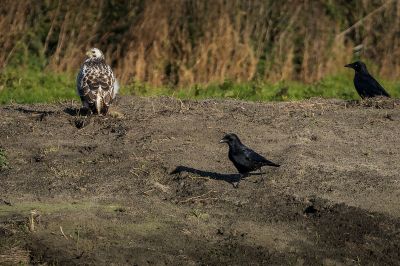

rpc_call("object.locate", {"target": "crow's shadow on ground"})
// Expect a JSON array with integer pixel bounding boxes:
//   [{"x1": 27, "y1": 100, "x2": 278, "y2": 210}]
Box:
[
  {"x1": 170, "y1": 166, "x2": 241, "y2": 184},
  {"x1": 170, "y1": 166, "x2": 266, "y2": 186}
]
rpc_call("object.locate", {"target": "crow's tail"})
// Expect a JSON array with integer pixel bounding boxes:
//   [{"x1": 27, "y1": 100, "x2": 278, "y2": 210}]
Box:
[{"x1": 264, "y1": 160, "x2": 280, "y2": 167}]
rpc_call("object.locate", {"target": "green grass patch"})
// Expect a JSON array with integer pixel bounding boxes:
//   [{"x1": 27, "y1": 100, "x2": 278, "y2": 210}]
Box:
[
  {"x1": 119, "y1": 74, "x2": 400, "y2": 101},
  {"x1": 1, "y1": 67, "x2": 399, "y2": 104},
  {"x1": 0, "y1": 67, "x2": 76, "y2": 104}
]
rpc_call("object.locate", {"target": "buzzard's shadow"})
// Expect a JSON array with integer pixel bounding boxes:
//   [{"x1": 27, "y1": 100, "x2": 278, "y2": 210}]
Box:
[
  {"x1": 12, "y1": 107, "x2": 55, "y2": 116},
  {"x1": 64, "y1": 107, "x2": 90, "y2": 117},
  {"x1": 6, "y1": 107, "x2": 55, "y2": 121}
]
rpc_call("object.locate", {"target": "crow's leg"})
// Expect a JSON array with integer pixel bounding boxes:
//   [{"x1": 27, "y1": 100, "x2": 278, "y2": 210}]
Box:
[
  {"x1": 258, "y1": 168, "x2": 265, "y2": 184},
  {"x1": 232, "y1": 173, "x2": 247, "y2": 189}
]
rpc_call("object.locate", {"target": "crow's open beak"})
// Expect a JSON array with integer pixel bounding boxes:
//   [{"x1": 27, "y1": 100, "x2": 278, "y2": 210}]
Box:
[
  {"x1": 344, "y1": 63, "x2": 352, "y2": 68},
  {"x1": 219, "y1": 139, "x2": 227, "y2": 143}
]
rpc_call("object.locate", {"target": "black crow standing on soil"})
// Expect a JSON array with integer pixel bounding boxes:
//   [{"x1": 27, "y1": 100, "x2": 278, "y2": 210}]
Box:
[
  {"x1": 345, "y1": 61, "x2": 390, "y2": 99},
  {"x1": 220, "y1": 133, "x2": 280, "y2": 188}
]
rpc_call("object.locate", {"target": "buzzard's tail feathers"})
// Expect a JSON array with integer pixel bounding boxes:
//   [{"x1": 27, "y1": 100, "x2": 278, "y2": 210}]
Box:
[
  {"x1": 113, "y1": 79, "x2": 120, "y2": 98},
  {"x1": 95, "y1": 93, "x2": 102, "y2": 114}
]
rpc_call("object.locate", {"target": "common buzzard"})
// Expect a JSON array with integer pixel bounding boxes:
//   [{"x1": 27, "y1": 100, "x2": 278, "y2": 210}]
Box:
[{"x1": 76, "y1": 48, "x2": 119, "y2": 115}]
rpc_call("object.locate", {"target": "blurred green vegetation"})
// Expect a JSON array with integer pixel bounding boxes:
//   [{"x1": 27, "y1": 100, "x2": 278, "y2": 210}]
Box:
[
  {"x1": 1, "y1": 65, "x2": 399, "y2": 104},
  {"x1": 0, "y1": 67, "x2": 76, "y2": 104}
]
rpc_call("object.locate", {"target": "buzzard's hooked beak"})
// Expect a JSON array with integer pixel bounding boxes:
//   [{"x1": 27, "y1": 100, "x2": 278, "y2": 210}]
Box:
[{"x1": 86, "y1": 51, "x2": 92, "y2": 57}]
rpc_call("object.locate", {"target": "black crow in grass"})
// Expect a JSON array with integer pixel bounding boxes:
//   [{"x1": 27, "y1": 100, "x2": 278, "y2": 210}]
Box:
[
  {"x1": 345, "y1": 61, "x2": 390, "y2": 99},
  {"x1": 220, "y1": 133, "x2": 280, "y2": 188}
]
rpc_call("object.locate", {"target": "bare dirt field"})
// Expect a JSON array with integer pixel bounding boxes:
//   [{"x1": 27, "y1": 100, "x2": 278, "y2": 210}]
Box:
[{"x1": 1, "y1": 96, "x2": 400, "y2": 265}]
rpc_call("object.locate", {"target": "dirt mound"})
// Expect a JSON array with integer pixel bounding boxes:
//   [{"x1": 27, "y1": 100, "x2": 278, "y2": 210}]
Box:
[{"x1": 1, "y1": 97, "x2": 400, "y2": 265}]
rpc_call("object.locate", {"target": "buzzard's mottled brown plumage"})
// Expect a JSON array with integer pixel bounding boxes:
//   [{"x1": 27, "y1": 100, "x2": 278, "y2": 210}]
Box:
[{"x1": 76, "y1": 48, "x2": 119, "y2": 115}]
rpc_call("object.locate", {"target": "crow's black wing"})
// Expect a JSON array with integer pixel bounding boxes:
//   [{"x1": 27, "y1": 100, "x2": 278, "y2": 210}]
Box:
[
  {"x1": 241, "y1": 146, "x2": 280, "y2": 167},
  {"x1": 367, "y1": 75, "x2": 390, "y2": 97},
  {"x1": 355, "y1": 74, "x2": 390, "y2": 98}
]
